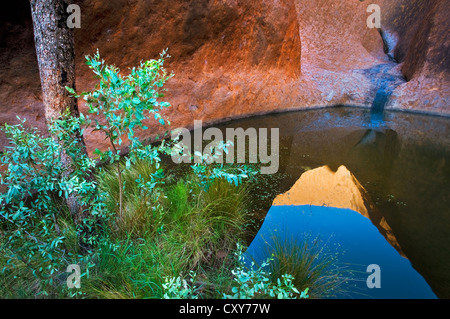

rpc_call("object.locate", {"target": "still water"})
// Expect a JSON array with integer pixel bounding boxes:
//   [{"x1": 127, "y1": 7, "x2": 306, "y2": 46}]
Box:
[{"x1": 215, "y1": 106, "x2": 450, "y2": 299}]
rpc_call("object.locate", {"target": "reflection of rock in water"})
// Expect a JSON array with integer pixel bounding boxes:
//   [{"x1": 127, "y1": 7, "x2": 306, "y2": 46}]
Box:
[
  {"x1": 273, "y1": 165, "x2": 404, "y2": 256},
  {"x1": 349, "y1": 128, "x2": 400, "y2": 180}
]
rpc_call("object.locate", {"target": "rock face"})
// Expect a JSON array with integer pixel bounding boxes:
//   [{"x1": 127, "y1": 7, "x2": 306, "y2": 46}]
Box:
[
  {"x1": 376, "y1": 0, "x2": 450, "y2": 114},
  {"x1": 74, "y1": 0, "x2": 305, "y2": 152},
  {"x1": 0, "y1": 0, "x2": 448, "y2": 152},
  {"x1": 273, "y1": 165, "x2": 404, "y2": 256}
]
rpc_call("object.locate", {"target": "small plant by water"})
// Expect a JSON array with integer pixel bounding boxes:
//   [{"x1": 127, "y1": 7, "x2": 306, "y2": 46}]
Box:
[{"x1": 260, "y1": 234, "x2": 352, "y2": 299}]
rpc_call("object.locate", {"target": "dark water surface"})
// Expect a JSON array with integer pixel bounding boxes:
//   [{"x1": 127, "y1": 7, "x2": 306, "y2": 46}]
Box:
[{"x1": 214, "y1": 106, "x2": 450, "y2": 299}]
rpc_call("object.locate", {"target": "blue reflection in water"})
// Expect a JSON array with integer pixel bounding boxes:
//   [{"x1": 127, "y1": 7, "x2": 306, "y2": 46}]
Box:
[{"x1": 245, "y1": 205, "x2": 437, "y2": 299}]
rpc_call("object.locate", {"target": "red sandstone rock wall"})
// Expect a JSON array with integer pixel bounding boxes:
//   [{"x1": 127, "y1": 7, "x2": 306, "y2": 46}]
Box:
[
  {"x1": 376, "y1": 0, "x2": 449, "y2": 114},
  {"x1": 0, "y1": 0, "x2": 448, "y2": 152}
]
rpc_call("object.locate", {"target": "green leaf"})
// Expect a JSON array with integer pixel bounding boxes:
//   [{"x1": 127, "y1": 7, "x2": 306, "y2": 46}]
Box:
[
  {"x1": 300, "y1": 288, "x2": 309, "y2": 298},
  {"x1": 65, "y1": 86, "x2": 76, "y2": 94}
]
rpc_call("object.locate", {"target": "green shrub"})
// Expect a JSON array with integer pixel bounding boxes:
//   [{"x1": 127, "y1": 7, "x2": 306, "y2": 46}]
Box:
[
  {"x1": 67, "y1": 49, "x2": 174, "y2": 218},
  {"x1": 0, "y1": 115, "x2": 100, "y2": 297}
]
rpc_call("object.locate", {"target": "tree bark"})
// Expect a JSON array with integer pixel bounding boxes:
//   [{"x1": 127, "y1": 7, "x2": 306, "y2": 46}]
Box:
[
  {"x1": 30, "y1": 0, "x2": 79, "y2": 120},
  {"x1": 29, "y1": 0, "x2": 93, "y2": 251}
]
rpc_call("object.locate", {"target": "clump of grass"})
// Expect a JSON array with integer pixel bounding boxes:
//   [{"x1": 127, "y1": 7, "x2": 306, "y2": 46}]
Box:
[
  {"x1": 95, "y1": 158, "x2": 160, "y2": 239},
  {"x1": 260, "y1": 234, "x2": 352, "y2": 299},
  {"x1": 165, "y1": 177, "x2": 248, "y2": 269},
  {"x1": 81, "y1": 159, "x2": 251, "y2": 298},
  {"x1": 0, "y1": 254, "x2": 42, "y2": 298}
]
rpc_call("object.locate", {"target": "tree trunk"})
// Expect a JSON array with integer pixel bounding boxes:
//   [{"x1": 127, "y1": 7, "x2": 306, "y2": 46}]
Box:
[
  {"x1": 30, "y1": 0, "x2": 79, "y2": 121},
  {"x1": 29, "y1": 0, "x2": 93, "y2": 251}
]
